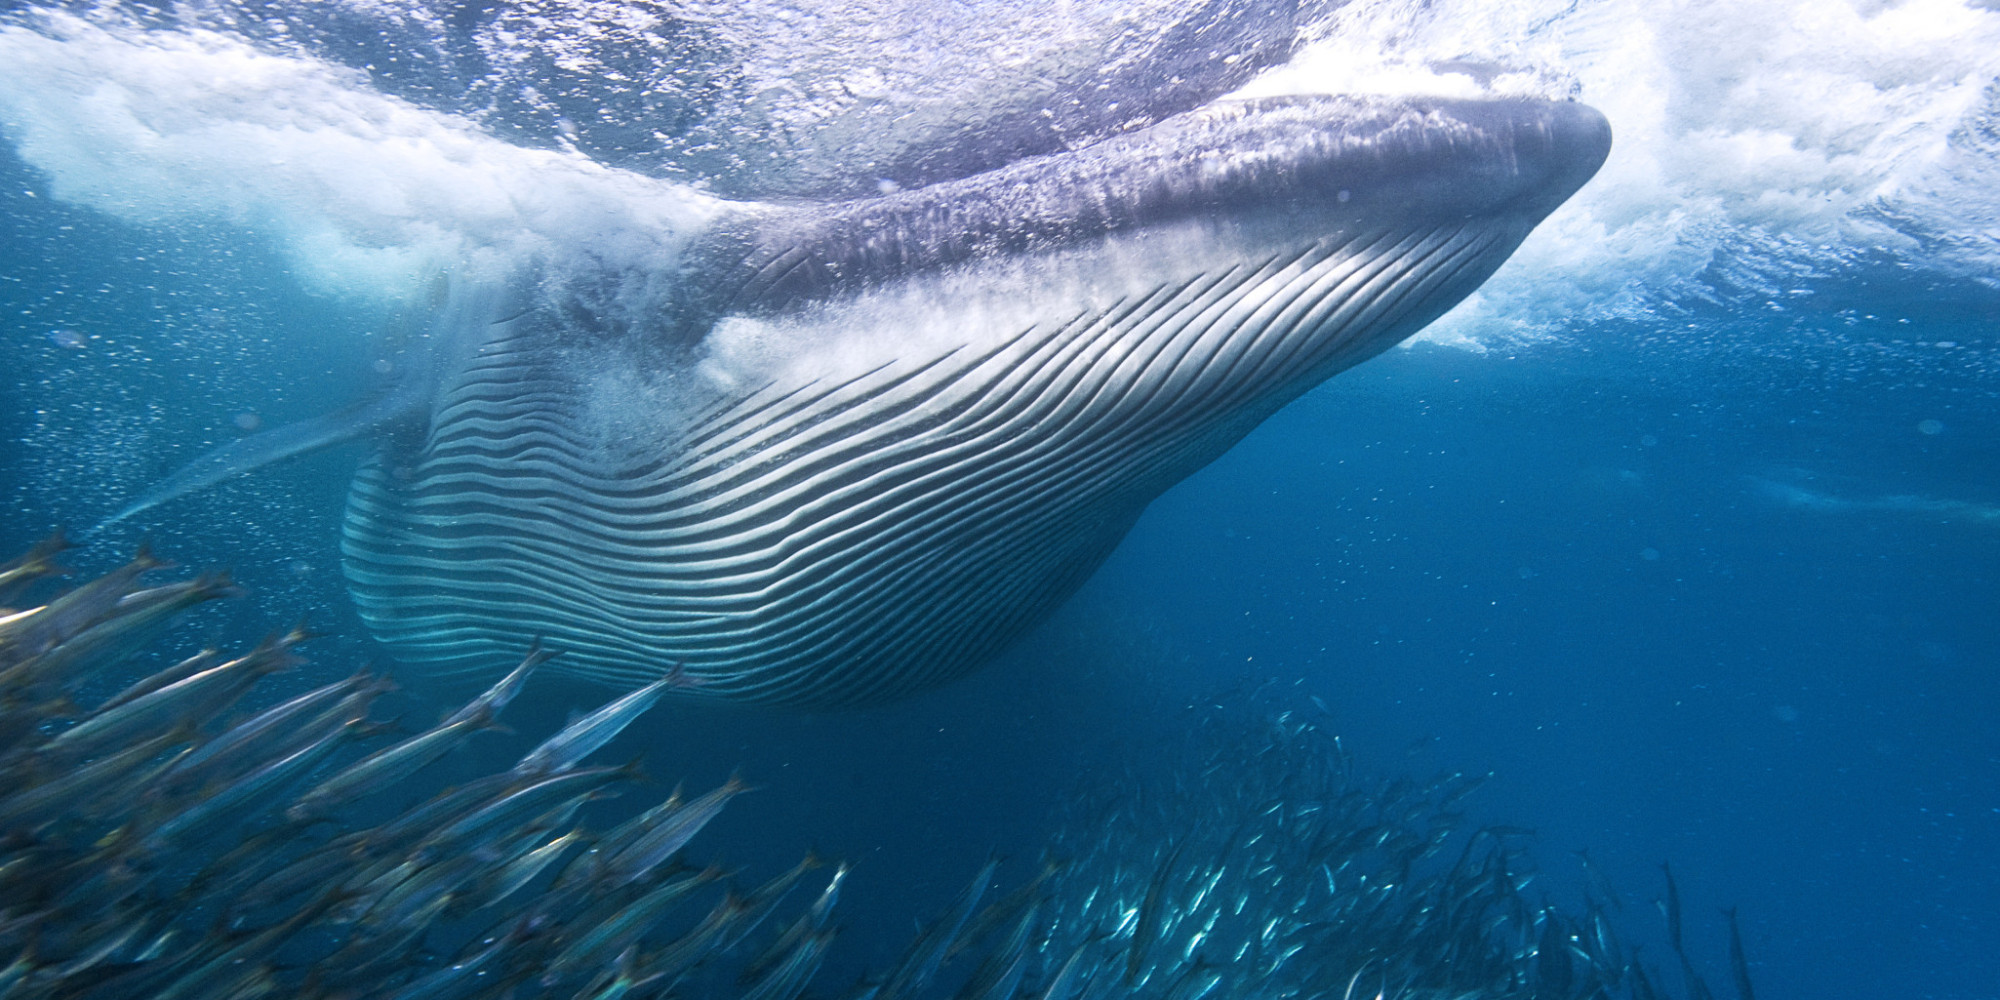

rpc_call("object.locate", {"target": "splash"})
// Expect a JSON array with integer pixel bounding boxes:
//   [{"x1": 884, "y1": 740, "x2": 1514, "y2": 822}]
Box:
[
  {"x1": 0, "y1": 12, "x2": 726, "y2": 302},
  {"x1": 1239, "y1": 0, "x2": 2000, "y2": 346},
  {"x1": 7, "y1": 1, "x2": 1996, "y2": 344}
]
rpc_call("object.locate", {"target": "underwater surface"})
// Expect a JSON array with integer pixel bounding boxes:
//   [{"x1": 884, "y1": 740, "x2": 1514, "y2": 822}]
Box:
[{"x1": 2, "y1": 2, "x2": 1997, "y2": 999}]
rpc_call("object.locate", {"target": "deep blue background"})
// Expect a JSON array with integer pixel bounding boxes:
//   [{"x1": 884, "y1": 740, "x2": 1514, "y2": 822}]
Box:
[{"x1": 4, "y1": 130, "x2": 1998, "y2": 1000}]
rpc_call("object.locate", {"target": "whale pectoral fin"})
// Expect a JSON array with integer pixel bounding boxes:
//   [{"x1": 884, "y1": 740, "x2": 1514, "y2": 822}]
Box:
[
  {"x1": 95, "y1": 276, "x2": 526, "y2": 535},
  {"x1": 92, "y1": 392, "x2": 422, "y2": 535}
]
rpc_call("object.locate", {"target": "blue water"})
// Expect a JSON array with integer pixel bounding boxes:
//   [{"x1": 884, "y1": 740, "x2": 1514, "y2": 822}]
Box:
[
  {"x1": 1111, "y1": 335, "x2": 2000, "y2": 1000},
  {"x1": 4, "y1": 3, "x2": 1999, "y2": 999}
]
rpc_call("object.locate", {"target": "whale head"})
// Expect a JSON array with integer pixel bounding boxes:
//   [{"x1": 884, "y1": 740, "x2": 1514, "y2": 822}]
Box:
[{"x1": 341, "y1": 94, "x2": 1611, "y2": 706}]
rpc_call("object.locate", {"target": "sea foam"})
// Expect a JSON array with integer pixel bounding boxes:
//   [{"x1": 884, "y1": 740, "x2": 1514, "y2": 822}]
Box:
[
  {"x1": 1239, "y1": 0, "x2": 2000, "y2": 346},
  {"x1": 0, "y1": 12, "x2": 724, "y2": 303}
]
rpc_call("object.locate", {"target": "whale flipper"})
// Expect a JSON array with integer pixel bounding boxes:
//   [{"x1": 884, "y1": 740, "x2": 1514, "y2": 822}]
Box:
[
  {"x1": 95, "y1": 280, "x2": 520, "y2": 534},
  {"x1": 94, "y1": 394, "x2": 417, "y2": 533}
]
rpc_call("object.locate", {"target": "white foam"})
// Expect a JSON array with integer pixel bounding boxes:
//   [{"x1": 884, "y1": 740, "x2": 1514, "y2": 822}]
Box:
[
  {"x1": 0, "y1": 12, "x2": 728, "y2": 303},
  {"x1": 1238, "y1": 0, "x2": 2000, "y2": 346},
  {"x1": 5, "y1": 2, "x2": 1996, "y2": 346}
]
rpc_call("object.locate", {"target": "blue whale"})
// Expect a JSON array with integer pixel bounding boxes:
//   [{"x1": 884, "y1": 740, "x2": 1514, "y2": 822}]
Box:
[{"x1": 327, "y1": 95, "x2": 1610, "y2": 706}]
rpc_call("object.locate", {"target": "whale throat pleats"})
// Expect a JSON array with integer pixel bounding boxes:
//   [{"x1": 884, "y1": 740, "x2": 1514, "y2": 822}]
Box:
[
  {"x1": 335, "y1": 96, "x2": 1612, "y2": 706},
  {"x1": 342, "y1": 221, "x2": 1509, "y2": 706}
]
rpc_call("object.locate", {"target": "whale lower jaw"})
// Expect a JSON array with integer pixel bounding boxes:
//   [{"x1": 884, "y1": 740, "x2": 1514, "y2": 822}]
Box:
[{"x1": 341, "y1": 218, "x2": 1515, "y2": 707}]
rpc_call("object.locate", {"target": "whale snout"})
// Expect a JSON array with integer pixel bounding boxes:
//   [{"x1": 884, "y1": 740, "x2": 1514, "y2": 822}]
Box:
[
  {"x1": 1470, "y1": 97, "x2": 1613, "y2": 219},
  {"x1": 1172, "y1": 95, "x2": 1612, "y2": 232},
  {"x1": 704, "y1": 95, "x2": 1612, "y2": 321}
]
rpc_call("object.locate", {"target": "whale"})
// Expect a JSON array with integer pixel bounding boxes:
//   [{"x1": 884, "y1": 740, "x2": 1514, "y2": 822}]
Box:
[
  {"x1": 100, "y1": 91, "x2": 1609, "y2": 707},
  {"x1": 324, "y1": 94, "x2": 1611, "y2": 707}
]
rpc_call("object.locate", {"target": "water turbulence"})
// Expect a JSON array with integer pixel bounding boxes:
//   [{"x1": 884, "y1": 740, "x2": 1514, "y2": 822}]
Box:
[{"x1": 340, "y1": 96, "x2": 1611, "y2": 705}]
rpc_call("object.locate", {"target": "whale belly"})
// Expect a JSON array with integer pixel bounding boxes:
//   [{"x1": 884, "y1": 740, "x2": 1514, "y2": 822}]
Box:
[
  {"x1": 341, "y1": 95, "x2": 1612, "y2": 706},
  {"x1": 342, "y1": 223, "x2": 1507, "y2": 706}
]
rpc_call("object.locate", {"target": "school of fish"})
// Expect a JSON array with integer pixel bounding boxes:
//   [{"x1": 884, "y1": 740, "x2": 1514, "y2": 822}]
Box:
[
  {"x1": 1019, "y1": 697, "x2": 1753, "y2": 1000},
  {"x1": 0, "y1": 536, "x2": 1750, "y2": 999}
]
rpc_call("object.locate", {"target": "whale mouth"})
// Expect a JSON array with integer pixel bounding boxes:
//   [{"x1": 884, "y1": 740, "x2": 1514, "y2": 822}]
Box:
[{"x1": 343, "y1": 95, "x2": 1612, "y2": 707}]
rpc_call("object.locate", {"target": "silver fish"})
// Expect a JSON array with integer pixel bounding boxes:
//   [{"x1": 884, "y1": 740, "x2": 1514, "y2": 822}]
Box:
[{"x1": 513, "y1": 674, "x2": 673, "y2": 776}]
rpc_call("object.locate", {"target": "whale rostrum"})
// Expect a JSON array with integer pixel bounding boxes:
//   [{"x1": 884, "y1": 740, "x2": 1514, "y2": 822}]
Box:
[{"x1": 144, "y1": 95, "x2": 1614, "y2": 706}]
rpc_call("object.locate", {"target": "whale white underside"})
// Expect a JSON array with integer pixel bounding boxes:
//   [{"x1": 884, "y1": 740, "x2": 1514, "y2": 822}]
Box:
[{"x1": 342, "y1": 217, "x2": 1515, "y2": 706}]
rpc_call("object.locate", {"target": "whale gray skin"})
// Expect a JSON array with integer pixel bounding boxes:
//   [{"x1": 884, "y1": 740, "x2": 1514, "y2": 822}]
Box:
[{"x1": 342, "y1": 94, "x2": 1611, "y2": 707}]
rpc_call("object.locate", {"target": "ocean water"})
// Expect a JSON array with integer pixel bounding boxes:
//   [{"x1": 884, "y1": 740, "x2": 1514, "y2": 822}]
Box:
[{"x1": 2, "y1": 2, "x2": 1997, "y2": 999}]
